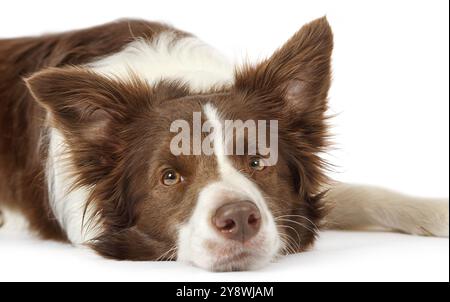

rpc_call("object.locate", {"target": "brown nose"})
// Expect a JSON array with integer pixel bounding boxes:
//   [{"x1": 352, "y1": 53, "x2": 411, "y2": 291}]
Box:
[{"x1": 212, "y1": 201, "x2": 261, "y2": 242}]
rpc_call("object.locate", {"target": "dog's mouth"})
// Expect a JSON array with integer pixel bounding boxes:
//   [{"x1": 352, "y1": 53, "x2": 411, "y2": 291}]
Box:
[
  {"x1": 199, "y1": 235, "x2": 275, "y2": 271},
  {"x1": 211, "y1": 251, "x2": 255, "y2": 271}
]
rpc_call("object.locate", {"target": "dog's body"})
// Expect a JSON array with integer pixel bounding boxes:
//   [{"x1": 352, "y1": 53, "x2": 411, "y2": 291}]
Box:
[{"x1": 0, "y1": 18, "x2": 448, "y2": 271}]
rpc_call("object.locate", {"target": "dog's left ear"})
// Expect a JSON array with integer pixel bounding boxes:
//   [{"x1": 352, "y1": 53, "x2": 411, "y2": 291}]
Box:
[
  {"x1": 235, "y1": 17, "x2": 333, "y2": 198},
  {"x1": 234, "y1": 17, "x2": 333, "y2": 117}
]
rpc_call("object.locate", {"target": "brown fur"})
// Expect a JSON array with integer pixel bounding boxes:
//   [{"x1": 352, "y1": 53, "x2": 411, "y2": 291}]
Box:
[
  {"x1": 0, "y1": 19, "x2": 183, "y2": 240},
  {"x1": 1, "y1": 18, "x2": 332, "y2": 261}
]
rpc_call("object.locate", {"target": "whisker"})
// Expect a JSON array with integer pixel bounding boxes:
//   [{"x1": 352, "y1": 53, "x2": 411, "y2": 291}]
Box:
[
  {"x1": 156, "y1": 245, "x2": 177, "y2": 261},
  {"x1": 280, "y1": 230, "x2": 301, "y2": 252},
  {"x1": 276, "y1": 218, "x2": 318, "y2": 234},
  {"x1": 167, "y1": 247, "x2": 178, "y2": 261},
  {"x1": 277, "y1": 224, "x2": 302, "y2": 249},
  {"x1": 275, "y1": 214, "x2": 320, "y2": 232},
  {"x1": 277, "y1": 236, "x2": 292, "y2": 255},
  {"x1": 278, "y1": 233, "x2": 298, "y2": 255}
]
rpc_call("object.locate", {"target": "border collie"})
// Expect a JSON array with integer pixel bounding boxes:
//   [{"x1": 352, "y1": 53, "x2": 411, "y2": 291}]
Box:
[{"x1": 0, "y1": 17, "x2": 448, "y2": 271}]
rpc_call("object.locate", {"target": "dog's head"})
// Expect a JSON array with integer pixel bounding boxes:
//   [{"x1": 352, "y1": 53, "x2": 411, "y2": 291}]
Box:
[{"x1": 26, "y1": 17, "x2": 332, "y2": 271}]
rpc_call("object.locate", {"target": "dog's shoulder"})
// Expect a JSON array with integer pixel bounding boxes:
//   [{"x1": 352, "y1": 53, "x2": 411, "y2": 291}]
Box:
[{"x1": 51, "y1": 19, "x2": 186, "y2": 67}]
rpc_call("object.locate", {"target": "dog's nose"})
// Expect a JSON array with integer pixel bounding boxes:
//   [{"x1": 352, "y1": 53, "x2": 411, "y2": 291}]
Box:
[{"x1": 212, "y1": 201, "x2": 261, "y2": 242}]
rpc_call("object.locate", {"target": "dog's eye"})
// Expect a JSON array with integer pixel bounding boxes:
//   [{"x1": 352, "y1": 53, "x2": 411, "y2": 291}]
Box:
[
  {"x1": 249, "y1": 157, "x2": 265, "y2": 171},
  {"x1": 161, "y1": 169, "x2": 182, "y2": 186}
]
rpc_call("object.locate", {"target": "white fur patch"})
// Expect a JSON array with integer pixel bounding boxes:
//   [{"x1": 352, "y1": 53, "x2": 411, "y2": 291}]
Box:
[
  {"x1": 0, "y1": 207, "x2": 29, "y2": 235},
  {"x1": 176, "y1": 103, "x2": 280, "y2": 271},
  {"x1": 47, "y1": 128, "x2": 102, "y2": 244},
  {"x1": 87, "y1": 31, "x2": 234, "y2": 91}
]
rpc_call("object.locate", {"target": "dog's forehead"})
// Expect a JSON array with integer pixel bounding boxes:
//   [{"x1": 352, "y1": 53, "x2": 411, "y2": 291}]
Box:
[
  {"x1": 148, "y1": 95, "x2": 235, "y2": 136},
  {"x1": 156, "y1": 93, "x2": 227, "y2": 117},
  {"x1": 147, "y1": 93, "x2": 275, "y2": 147}
]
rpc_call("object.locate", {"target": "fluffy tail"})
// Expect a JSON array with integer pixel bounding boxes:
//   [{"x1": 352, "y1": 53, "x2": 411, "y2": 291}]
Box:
[{"x1": 323, "y1": 183, "x2": 449, "y2": 237}]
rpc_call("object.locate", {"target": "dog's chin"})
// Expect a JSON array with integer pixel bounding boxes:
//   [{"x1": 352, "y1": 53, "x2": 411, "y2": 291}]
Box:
[
  {"x1": 191, "y1": 249, "x2": 274, "y2": 272},
  {"x1": 177, "y1": 234, "x2": 281, "y2": 272},
  {"x1": 209, "y1": 250, "x2": 271, "y2": 272}
]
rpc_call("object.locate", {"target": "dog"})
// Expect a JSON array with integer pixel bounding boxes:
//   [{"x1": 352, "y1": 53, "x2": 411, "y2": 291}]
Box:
[{"x1": 0, "y1": 17, "x2": 448, "y2": 271}]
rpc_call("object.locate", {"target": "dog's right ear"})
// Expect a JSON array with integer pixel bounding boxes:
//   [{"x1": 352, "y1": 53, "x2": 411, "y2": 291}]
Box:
[
  {"x1": 26, "y1": 67, "x2": 190, "y2": 182},
  {"x1": 26, "y1": 67, "x2": 138, "y2": 143},
  {"x1": 26, "y1": 67, "x2": 190, "y2": 142},
  {"x1": 26, "y1": 67, "x2": 152, "y2": 181}
]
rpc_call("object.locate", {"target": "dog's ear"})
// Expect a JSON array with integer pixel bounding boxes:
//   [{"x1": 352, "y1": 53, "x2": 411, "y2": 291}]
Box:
[
  {"x1": 26, "y1": 67, "x2": 137, "y2": 143},
  {"x1": 26, "y1": 67, "x2": 131, "y2": 181},
  {"x1": 26, "y1": 67, "x2": 190, "y2": 183},
  {"x1": 26, "y1": 68, "x2": 190, "y2": 136},
  {"x1": 234, "y1": 17, "x2": 333, "y2": 118},
  {"x1": 235, "y1": 17, "x2": 333, "y2": 198},
  {"x1": 26, "y1": 67, "x2": 158, "y2": 182}
]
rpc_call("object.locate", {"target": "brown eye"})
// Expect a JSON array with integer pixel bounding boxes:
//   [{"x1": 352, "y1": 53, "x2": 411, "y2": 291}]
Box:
[
  {"x1": 249, "y1": 157, "x2": 265, "y2": 171},
  {"x1": 161, "y1": 169, "x2": 182, "y2": 186}
]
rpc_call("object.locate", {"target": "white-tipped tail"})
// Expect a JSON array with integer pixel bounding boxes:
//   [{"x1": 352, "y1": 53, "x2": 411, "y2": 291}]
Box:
[{"x1": 324, "y1": 183, "x2": 449, "y2": 237}]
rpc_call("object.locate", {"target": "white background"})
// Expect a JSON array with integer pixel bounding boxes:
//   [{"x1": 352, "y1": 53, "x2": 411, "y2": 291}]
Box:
[{"x1": 0, "y1": 0, "x2": 448, "y2": 281}]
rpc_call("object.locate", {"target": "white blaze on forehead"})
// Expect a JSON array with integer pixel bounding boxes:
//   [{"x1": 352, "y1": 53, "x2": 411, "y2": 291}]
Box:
[{"x1": 202, "y1": 103, "x2": 227, "y2": 169}]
